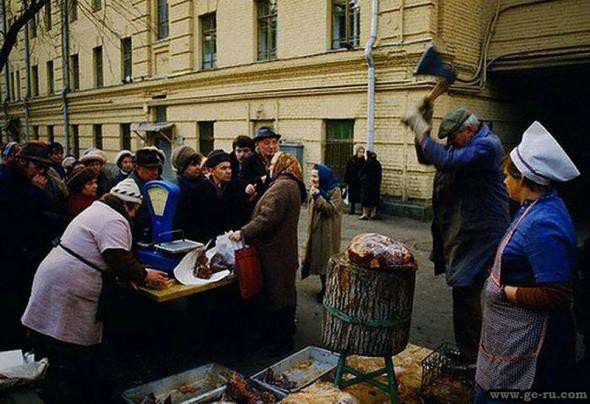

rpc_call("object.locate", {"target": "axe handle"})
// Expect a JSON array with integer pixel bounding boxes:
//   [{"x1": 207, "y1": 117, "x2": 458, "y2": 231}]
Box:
[{"x1": 425, "y1": 79, "x2": 451, "y2": 104}]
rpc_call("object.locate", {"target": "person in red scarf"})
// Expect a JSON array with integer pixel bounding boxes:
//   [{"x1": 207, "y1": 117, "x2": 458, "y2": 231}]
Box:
[{"x1": 66, "y1": 167, "x2": 99, "y2": 218}]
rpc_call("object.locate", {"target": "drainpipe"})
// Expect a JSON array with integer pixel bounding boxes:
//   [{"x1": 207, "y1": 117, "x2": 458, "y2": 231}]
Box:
[
  {"x1": 60, "y1": 0, "x2": 70, "y2": 153},
  {"x1": 1, "y1": 0, "x2": 10, "y2": 133},
  {"x1": 23, "y1": 1, "x2": 31, "y2": 141},
  {"x1": 364, "y1": 0, "x2": 378, "y2": 152}
]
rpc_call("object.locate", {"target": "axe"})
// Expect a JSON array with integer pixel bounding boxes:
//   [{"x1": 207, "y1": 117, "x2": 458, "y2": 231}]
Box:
[{"x1": 415, "y1": 45, "x2": 457, "y2": 104}]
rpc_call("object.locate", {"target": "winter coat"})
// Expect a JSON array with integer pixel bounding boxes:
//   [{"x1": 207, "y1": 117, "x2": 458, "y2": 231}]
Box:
[
  {"x1": 419, "y1": 124, "x2": 510, "y2": 287},
  {"x1": 301, "y1": 188, "x2": 343, "y2": 278},
  {"x1": 344, "y1": 156, "x2": 365, "y2": 204},
  {"x1": 359, "y1": 157, "x2": 382, "y2": 207},
  {"x1": 173, "y1": 174, "x2": 205, "y2": 242},
  {"x1": 128, "y1": 171, "x2": 154, "y2": 244},
  {"x1": 240, "y1": 153, "x2": 270, "y2": 195},
  {"x1": 241, "y1": 175, "x2": 303, "y2": 310}
]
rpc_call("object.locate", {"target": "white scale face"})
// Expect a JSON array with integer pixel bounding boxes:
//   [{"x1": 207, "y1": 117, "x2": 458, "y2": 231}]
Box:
[{"x1": 147, "y1": 186, "x2": 169, "y2": 217}]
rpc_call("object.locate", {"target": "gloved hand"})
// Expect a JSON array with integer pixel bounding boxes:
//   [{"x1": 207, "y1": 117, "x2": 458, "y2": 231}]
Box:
[
  {"x1": 402, "y1": 103, "x2": 432, "y2": 143},
  {"x1": 419, "y1": 97, "x2": 434, "y2": 124}
]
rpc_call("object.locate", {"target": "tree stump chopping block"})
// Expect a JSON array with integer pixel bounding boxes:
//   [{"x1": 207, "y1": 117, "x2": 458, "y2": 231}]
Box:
[{"x1": 322, "y1": 253, "x2": 416, "y2": 357}]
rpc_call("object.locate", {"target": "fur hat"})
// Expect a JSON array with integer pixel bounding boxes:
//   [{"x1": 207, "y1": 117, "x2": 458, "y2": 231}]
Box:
[
  {"x1": 133, "y1": 148, "x2": 162, "y2": 167},
  {"x1": 110, "y1": 178, "x2": 143, "y2": 204},
  {"x1": 80, "y1": 148, "x2": 107, "y2": 164},
  {"x1": 171, "y1": 146, "x2": 198, "y2": 173},
  {"x1": 114, "y1": 150, "x2": 134, "y2": 167},
  {"x1": 67, "y1": 167, "x2": 97, "y2": 194},
  {"x1": 205, "y1": 149, "x2": 230, "y2": 169}
]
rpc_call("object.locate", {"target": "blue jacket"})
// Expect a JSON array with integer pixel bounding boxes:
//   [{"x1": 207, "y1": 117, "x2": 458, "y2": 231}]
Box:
[{"x1": 419, "y1": 124, "x2": 510, "y2": 286}]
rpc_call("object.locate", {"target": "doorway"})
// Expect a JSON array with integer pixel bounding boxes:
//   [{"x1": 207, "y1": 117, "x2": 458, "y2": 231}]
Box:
[{"x1": 325, "y1": 119, "x2": 354, "y2": 182}]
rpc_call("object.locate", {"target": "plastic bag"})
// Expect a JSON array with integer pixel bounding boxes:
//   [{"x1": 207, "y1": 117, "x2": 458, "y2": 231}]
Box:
[{"x1": 215, "y1": 233, "x2": 244, "y2": 268}]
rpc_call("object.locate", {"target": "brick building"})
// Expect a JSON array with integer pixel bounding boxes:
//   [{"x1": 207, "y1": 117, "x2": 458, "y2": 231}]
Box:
[{"x1": 1, "y1": 0, "x2": 589, "y2": 219}]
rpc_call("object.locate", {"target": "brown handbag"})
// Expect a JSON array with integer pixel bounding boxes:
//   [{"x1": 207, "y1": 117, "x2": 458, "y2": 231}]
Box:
[{"x1": 234, "y1": 246, "x2": 263, "y2": 299}]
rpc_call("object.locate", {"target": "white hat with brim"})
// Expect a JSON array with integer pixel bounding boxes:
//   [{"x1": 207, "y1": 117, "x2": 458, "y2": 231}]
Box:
[
  {"x1": 80, "y1": 148, "x2": 107, "y2": 164},
  {"x1": 110, "y1": 178, "x2": 143, "y2": 204},
  {"x1": 510, "y1": 121, "x2": 580, "y2": 185}
]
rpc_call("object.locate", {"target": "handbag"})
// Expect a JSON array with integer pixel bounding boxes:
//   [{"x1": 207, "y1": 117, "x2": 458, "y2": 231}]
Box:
[{"x1": 234, "y1": 246, "x2": 263, "y2": 299}]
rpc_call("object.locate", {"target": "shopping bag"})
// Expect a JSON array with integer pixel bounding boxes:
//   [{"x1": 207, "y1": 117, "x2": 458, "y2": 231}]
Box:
[
  {"x1": 215, "y1": 233, "x2": 243, "y2": 267},
  {"x1": 234, "y1": 246, "x2": 263, "y2": 299}
]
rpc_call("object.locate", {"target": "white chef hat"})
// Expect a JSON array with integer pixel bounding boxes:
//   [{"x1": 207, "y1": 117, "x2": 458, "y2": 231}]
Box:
[{"x1": 510, "y1": 121, "x2": 580, "y2": 185}]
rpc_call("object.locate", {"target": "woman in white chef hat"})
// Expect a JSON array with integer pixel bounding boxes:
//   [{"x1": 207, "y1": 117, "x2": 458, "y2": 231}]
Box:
[{"x1": 474, "y1": 121, "x2": 580, "y2": 402}]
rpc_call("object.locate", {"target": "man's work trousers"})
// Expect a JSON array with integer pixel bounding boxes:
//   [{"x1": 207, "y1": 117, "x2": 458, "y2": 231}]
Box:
[{"x1": 452, "y1": 280, "x2": 484, "y2": 363}]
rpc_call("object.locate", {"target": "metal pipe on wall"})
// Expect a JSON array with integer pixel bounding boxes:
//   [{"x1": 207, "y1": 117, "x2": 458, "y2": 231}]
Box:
[
  {"x1": 365, "y1": 0, "x2": 378, "y2": 152},
  {"x1": 23, "y1": 0, "x2": 31, "y2": 141},
  {"x1": 61, "y1": 0, "x2": 70, "y2": 153}
]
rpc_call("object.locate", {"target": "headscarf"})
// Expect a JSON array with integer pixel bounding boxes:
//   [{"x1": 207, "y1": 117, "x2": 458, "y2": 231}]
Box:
[
  {"x1": 313, "y1": 163, "x2": 339, "y2": 199},
  {"x1": 271, "y1": 152, "x2": 306, "y2": 202}
]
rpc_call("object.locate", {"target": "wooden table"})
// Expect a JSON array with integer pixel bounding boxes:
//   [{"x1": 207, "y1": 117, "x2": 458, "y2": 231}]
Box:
[{"x1": 138, "y1": 275, "x2": 237, "y2": 303}]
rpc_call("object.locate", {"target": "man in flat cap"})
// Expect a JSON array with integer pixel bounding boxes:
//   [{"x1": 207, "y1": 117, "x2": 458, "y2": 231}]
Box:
[
  {"x1": 241, "y1": 126, "x2": 281, "y2": 198},
  {"x1": 190, "y1": 150, "x2": 251, "y2": 243},
  {"x1": 403, "y1": 102, "x2": 510, "y2": 366}
]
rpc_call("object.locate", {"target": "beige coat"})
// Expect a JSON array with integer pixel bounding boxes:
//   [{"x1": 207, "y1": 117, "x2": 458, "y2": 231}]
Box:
[
  {"x1": 301, "y1": 188, "x2": 343, "y2": 278},
  {"x1": 241, "y1": 175, "x2": 303, "y2": 310}
]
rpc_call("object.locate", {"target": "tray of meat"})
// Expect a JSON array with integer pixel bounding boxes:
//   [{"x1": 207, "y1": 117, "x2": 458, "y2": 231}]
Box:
[
  {"x1": 121, "y1": 363, "x2": 233, "y2": 404},
  {"x1": 250, "y1": 346, "x2": 340, "y2": 398}
]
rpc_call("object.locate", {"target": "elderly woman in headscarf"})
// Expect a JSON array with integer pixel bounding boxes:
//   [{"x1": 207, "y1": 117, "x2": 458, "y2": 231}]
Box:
[
  {"x1": 475, "y1": 122, "x2": 580, "y2": 402},
  {"x1": 302, "y1": 163, "x2": 343, "y2": 303},
  {"x1": 229, "y1": 152, "x2": 306, "y2": 356},
  {"x1": 21, "y1": 178, "x2": 169, "y2": 403}
]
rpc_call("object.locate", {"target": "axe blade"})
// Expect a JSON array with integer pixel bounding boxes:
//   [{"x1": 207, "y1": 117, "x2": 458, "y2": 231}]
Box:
[{"x1": 415, "y1": 45, "x2": 457, "y2": 84}]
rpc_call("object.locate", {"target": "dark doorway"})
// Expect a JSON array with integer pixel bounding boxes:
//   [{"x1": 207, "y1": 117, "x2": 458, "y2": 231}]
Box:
[{"x1": 492, "y1": 64, "x2": 590, "y2": 238}]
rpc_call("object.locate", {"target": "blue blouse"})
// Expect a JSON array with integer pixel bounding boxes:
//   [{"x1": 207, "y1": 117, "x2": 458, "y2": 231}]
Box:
[{"x1": 501, "y1": 191, "x2": 577, "y2": 286}]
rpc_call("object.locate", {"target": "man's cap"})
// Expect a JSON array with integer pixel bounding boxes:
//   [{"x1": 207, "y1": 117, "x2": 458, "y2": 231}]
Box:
[
  {"x1": 205, "y1": 149, "x2": 231, "y2": 169},
  {"x1": 438, "y1": 108, "x2": 471, "y2": 139},
  {"x1": 110, "y1": 178, "x2": 143, "y2": 204},
  {"x1": 133, "y1": 148, "x2": 163, "y2": 168},
  {"x1": 510, "y1": 121, "x2": 580, "y2": 185},
  {"x1": 253, "y1": 126, "x2": 281, "y2": 142},
  {"x1": 80, "y1": 148, "x2": 107, "y2": 164},
  {"x1": 20, "y1": 142, "x2": 53, "y2": 165}
]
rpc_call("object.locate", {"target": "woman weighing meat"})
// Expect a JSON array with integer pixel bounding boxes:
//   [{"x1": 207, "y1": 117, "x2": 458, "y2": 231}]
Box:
[
  {"x1": 475, "y1": 122, "x2": 579, "y2": 401},
  {"x1": 21, "y1": 179, "x2": 169, "y2": 403}
]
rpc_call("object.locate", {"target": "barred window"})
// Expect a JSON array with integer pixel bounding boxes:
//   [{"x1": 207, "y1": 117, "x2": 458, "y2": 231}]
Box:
[{"x1": 257, "y1": 0, "x2": 277, "y2": 61}]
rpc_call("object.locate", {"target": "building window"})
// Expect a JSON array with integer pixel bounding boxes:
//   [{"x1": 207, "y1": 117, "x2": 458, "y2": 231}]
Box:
[
  {"x1": 45, "y1": 1, "x2": 52, "y2": 31},
  {"x1": 32, "y1": 126, "x2": 39, "y2": 140},
  {"x1": 15, "y1": 70, "x2": 20, "y2": 100},
  {"x1": 93, "y1": 46, "x2": 103, "y2": 88},
  {"x1": 71, "y1": 125, "x2": 80, "y2": 157},
  {"x1": 47, "y1": 60, "x2": 54, "y2": 94},
  {"x1": 332, "y1": 0, "x2": 360, "y2": 49},
  {"x1": 70, "y1": 0, "x2": 78, "y2": 22},
  {"x1": 198, "y1": 121, "x2": 214, "y2": 155},
  {"x1": 201, "y1": 13, "x2": 216, "y2": 70},
  {"x1": 325, "y1": 119, "x2": 354, "y2": 181},
  {"x1": 157, "y1": 0, "x2": 169, "y2": 40},
  {"x1": 121, "y1": 37, "x2": 132, "y2": 83},
  {"x1": 121, "y1": 123, "x2": 131, "y2": 150},
  {"x1": 93, "y1": 124, "x2": 103, "y2": 149},
  {"x1": 47, "y1": 125, "x2": 54, "y2": 143},
  {"x1": 9, "y1": 72, "x2": 14, "y2": 101},
  {"x1": 30, "y1": 15, "x2": 37, "y2": 38},
  {"x1": 257, "y1": 0, "x2": 277, "y2": 61},
  {"x1": 92, "y1": 0, "x2": 102, "y2": 12},
  {"x1": 32, "y1": 65, "x2": 39, "y2": 97},
  {"x1": 70, "y1": 54, "x2": 79, "y2": 90}
]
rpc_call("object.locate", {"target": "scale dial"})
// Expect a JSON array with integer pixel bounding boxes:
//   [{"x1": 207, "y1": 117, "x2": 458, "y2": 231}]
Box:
[{"x1": 147, "y1": 186, "x2": 168, "y2": 216}]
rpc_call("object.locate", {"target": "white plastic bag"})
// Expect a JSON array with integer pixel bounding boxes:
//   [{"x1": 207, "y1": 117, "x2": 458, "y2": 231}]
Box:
[{"x1": 215, "y1": 233, "x2": 244, "y2": 267}]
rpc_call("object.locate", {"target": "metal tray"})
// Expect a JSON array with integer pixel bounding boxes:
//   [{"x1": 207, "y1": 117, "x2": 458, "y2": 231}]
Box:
[
  {"x1": 250, "y1": 346, "x2": 340, "y2": 397},
  {"x1": 155, "y1": 239, "x2": 203, "y2": 254},
  {"x1": 121, "y1": 363, "x2": 233, "y2": 404}
]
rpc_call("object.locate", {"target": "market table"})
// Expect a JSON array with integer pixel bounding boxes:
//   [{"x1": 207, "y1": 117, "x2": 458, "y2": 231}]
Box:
[{"x1": 138, "y1": 275, "x2": 237, "y2": 303}]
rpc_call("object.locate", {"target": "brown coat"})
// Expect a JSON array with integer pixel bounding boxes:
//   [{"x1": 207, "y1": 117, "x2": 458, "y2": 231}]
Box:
[
  {"x1": 301, "y1": 188, "x2": 343, "y2": 279},
  {"x1": 241, "y1": 175, "x2": 303, "y2": 310}
]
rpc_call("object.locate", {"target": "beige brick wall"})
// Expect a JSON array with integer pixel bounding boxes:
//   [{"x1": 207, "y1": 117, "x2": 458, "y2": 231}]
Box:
[{"x1": 1, "y1": 0, "x2": 586, "y2": 203}]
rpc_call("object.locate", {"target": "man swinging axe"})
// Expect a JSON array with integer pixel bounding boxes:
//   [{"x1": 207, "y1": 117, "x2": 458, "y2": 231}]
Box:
[{"x1": 402, "y1": 45, "x2": 510, "y2": 366}]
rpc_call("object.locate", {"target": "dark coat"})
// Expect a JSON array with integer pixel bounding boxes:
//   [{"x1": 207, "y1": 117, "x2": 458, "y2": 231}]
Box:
[
  {"x1": 189, "y1": 177, "x2": 251, "y2": 244},
  {"x1": 96, "y1": 171, "x2": 111, "y2": 197},
  {"x1": 240, "y1": 153, "x2": 269, "y2": 191},
  {"x1": 344, "y1": 156, "x2": 365, "y2": 204},
  {"x1": 129, "y1": 171, "x2": 153, "y2": 244},
  {"x1": 229, "y1": 152, "x2": 241, "y2": 180},
  {"x1": 173, "y1": 174, "x2": 205, "y2": 242},
  {"x1": 0, "y1": 166, "x2": 53, "y2": 347},
  {"x1": 241, "y1": 175, "x2": 303, "y2": 310},
  {"x1": 109, "y1": 170, "x2": 131, "y2": 191},
  {"x1": 359, "y1": 156, "x2": 382, "y2": 207},
  {"x1": 419, "y1": 124, "x2": 510, "y2": 287}
]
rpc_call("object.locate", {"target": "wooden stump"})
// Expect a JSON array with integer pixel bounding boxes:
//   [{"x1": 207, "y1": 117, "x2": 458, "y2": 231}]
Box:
[{"x1": 322, "y1": 253, "x2": 416, "y2": 357}]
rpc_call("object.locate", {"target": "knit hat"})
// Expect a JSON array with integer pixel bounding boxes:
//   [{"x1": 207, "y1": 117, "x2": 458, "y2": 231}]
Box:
[
  {"x1": 171, "y1": 145, "x2": 198, "y2": 173},
  {"x1": 205, "y1": 149, "x2": 230, "y2": 168},
  {"x1": 110, "y1": 178, "x2": 143, "y2": 204},
  {"x1": 67, "y1": 167, "x2": 97, "y2": 194},
  {"x1": 80, "y1": 148, "x2": 107, "y2": 164},
  {"x1": 114, "y1": 150, "x2": 134, "y2": 167},
  {"x1": 438, "y1": 108, "x2": 472, "y2": 139},
  {"x1": 134, "y1": 148, "x2": 163, "y2": 167},
  {"x1": 20, "y1": 142, "x2": 53, "y2": 165}
]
